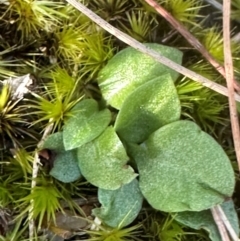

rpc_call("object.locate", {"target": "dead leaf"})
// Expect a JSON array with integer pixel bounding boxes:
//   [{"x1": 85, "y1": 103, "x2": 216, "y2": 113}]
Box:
[{"x1": 3, "y1": 74, "x2": 33, "y2": 100}]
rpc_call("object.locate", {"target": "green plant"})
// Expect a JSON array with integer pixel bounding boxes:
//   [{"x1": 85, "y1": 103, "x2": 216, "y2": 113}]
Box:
[
  {"x1": 53, "y1": 21, "x2": 85, "y2": 61},
  {"x1": 119, "y1": 10, "x2": 157, "y2": 42},
  {"x1": 27, "y1": 66, "x2": 83, "y2": 130},
  {"x1": 142, "y1": 213, "x2": 202, "y2": 241},
  {"x1": 40, "y1": 43, "x2": 237, "y2": 241},
  {"x1": 2, "y1": 0, "x2": 66, "y2": 42},
  {"x1": 0, "y1": 47, "x2": 22, "y2": 79},
  {"x1": 0, "y1": 177, "x2": 13, "y2": 207},
  {"x1": 88, "y1": 0, "x2": 130, "y2": 22},
  {"x1": 87, "y1": 223, "x2": 142, "y2": 241},
  {"x1": 16, "y1": 177, "x2": 64, "y2": 230},
  {"x1": 0, "y1": 217, "x2": 29, "y2": 241},
  {"x1": 0, "y1": 85, "x2": 35, "y2": 147},
  {"x1": 231, "y1": 0, "x2": 240, "y2": 20},
  {"x1": 0, "y1": 1, "x2": 239, "y2": 239},
  {"x1": 78, "y1": 32, "x2": 115, "y2": 79},
  {"x1": 176, "y1": 61, "x2": 229, "y2": 134},
  {"x1": 6, "y1": 148, "x2": 33, "y2": 181},
  {"x1": 158, "y1": 0, "x2": 204, "y2": 27},
  {"x1": 196, "y1": 26, "x2": 240, "y2": 65},
  {"x1": 174, "y1": 200, "x2": 239, "y2": 241},
  {"x1": 0, "y1": 150, "x2": 34, "y2": 210}
]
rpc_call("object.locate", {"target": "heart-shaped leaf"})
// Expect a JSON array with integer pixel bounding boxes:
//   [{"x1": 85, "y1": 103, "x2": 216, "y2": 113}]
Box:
[
  {"x1": 93, "y1": 179, "x2": 143, "y2": 228},
  {"x1": 77, "y1": 127, "x2": 137, "y2": 190},
  {"x1": 63, "y1": 99, "x2": 111, "y2": 150},
  {"x1": 98, "y1": 43, "x2": 183, "y2": 109},
  {"x1": 114, "y1": 75, "x2": 181, "y2": 143},
  {"x1": 41, "y1": 132, "x2": 64, "y2": 152},
  {"x1": 174, "y1": 200, "x2": 239, "y2": 241},
  {"x1": 50, "y1": 150, "x2": 81, "y2": 183},
  {"x1": 132, "y1": 120, "x2": 235, "y2": 212}
]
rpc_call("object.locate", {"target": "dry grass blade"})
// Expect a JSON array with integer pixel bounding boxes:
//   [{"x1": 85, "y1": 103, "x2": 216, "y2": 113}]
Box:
[
  {"x1": 223, "y1": 0, "x2": 240, "y2": 172},
  {"x1": 143, "y1": 0, "x2": 240, "y2": 92},
  {"x1": 211, "y1": 206, "x2": 231, "y2": 241},
  {"x1": 215, "y1": 205, "x2": 240, "y2": 241},
  {"x1": 65, "y1": 0, "x2": 240, "y2": 102},
  {"x1": 29, "y1": 122, "x2": 54, "y2": 240},
  {"x1": 209, "y1": 1, "x2": 240, "y2": 241}
]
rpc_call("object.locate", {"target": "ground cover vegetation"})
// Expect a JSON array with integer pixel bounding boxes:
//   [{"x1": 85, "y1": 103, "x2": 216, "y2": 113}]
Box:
[{"x1": 0, "y1": 0, "x2": 240, "y2": 240}]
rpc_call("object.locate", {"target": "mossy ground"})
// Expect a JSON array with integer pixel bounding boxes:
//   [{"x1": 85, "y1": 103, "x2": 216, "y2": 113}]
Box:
[{"x1": 0, "y1": 0, "x2": 240, "y2": 240}]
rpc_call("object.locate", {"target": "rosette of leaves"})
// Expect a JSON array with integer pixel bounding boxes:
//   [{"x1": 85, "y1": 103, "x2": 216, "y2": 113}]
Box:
[
  {"x1": 0, "y1": 84, "x2": 36, "y2": 147},
  {"x1": 2, "y1": 0, "x2": 67, "y2": 43},
  {"x1": 40, "y1": 43, "x2": 236, "y2": 241},
  {"x1": 158, "y1": 0, "x2": 204, "y2": 28}
]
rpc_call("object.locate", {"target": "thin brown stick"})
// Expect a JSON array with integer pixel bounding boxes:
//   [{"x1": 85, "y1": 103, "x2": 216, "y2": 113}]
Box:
[
  {"x1": 211, "y1": 207, "x2": 231, "y2": 241},
  {"x1": 143, "y1": 0, "x2": 240, "y2": 92},
  {"x1": 29, "y1": 123, "x2": 54, "y2": 240},
  {"x1": 65, "y1": 0, "x2": 240, "y2": 102},
  {"x1": 223, "y1": 0, "x2": 240, "y2": 171},
  {"x1": 215, "y1": 205, "x2": 240, "y2": 241}
]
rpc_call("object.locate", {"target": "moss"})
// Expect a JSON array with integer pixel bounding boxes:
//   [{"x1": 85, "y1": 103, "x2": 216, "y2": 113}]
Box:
[{"x1": 0, "y1": 0, "x2": 238, "y2": 240}]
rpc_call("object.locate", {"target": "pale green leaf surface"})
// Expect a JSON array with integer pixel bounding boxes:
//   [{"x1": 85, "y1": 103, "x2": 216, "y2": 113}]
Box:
[
  {"x1": 77, "y1": 127, "x2": 137, "y2": 190},
  {"x1": 41, "y1": 132, "x2": 64, "y2": 152},
  {"x1": 114, "y1": 75, "x2": 181, "y2": 143},
  {"x1": 98, "y1": 43, "x2": 183, "y2": 109},
  {"x1": 50, "y1": 150, "x2": 81, "y2": 183},
  {"x1": 133, "y1": 120, "x2": 235, "y2": 212},
  {"x1": 174, "y1": 200, "x2": 239, "y2": 241},
  {"x1": 63, "y1": 99, "x2": 111, "y2": 150},
  {"x1": 93, "y1": 179, "x2": 143, "y2": 228},
  {"x1": 71, "y1": 98, "x2": 98, "y2": 115}
]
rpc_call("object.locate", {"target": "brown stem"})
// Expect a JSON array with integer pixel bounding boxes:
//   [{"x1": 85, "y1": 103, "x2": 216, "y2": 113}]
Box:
[
  {"x1": 215, "y1": 205, "x2": 240, "y2": 241},
  {"x1": 65, "y1": 0, "x2": 240, "y2": 102},
  {"x1": 29, "y1": 123, "x2": 54, "y2": 240},
  {"x1": 144, "y1": 0, "x2": 240, "y2": 93},
  {"x1": 211, "y1": 206, "x2": 231, "y2": 241},
  {"x1": 223, "y1": 0, "x2": 240, "y2": 172}
]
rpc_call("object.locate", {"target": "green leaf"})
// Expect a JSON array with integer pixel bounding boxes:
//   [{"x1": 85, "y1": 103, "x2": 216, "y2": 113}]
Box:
[
  {"x1": 98, "y1": 43, "x2": 183, "y2": 109},
  {"x1": 133, "y1": 120, "x2": 235, "y2": 212},
  {"x1": 174, "y1": 200, "x2": 239, "y2": 241},
  {"x1": 41, "y1": 132, "x2": 64, "y2": 152},
  {"x1": 50, "y1": 150, "x2": 81, "y2": 183},
  {"x1": 63, "y1": 99, "x2": 111, "y2": 150},
  {"x1": 114, "y1": 75, "x2": 181, "y2": 143},
  {"x1": 93, "y1": 179, "x2": 143, "y2": 228},
  {"x1": 77, "y1": 127, "x2": 137, "y2": 190}
]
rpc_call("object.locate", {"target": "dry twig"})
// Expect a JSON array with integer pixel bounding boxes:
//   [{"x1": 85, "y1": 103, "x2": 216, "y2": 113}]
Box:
[
  {"x1": 29, "y1": 123, "x2": 54, "y2": 240},
  {"x1": 143, "y1": 0, "x2": 240, "y2": 92},
  {"x1": 215, "y1": 205, "x2": 240, "y2": 241},
  {"x1": 211, "y1": 206, "x2": 231, "y2": 241},
  {"x1": 210, "y1": 1, "x2": 240, "y2": 240},
  {"x1": 65, "y1": 0, "x2": 240, "y2": 102}
]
